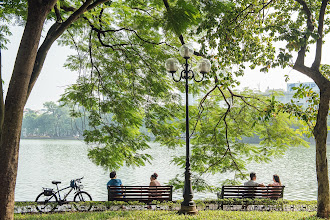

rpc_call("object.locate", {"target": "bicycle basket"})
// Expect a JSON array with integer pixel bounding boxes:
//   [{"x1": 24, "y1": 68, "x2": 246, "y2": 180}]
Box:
[
  {"x1": 43, "y1": 188, "x2": 53, "y2": 196},
  {"x1": 70, "y1": 180, "x2": 76, "y2": 188}
]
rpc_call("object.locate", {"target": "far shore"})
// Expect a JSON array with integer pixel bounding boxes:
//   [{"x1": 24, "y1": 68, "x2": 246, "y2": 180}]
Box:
[
  {"x1": 21, "y1": 136, "x2": 83, "y2": 140},
  {"x1": 21, "y1": 135, "x2": 317, "y2": 143}
]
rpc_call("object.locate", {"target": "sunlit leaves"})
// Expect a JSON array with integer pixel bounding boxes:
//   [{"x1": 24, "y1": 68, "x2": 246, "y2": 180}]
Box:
[
  {"x1": 278, "y1": 84, "x2": 319, "y2": 133},
  {"x1": 320, "y1": 64, "x2": 330, "y2": 80},
  {"x1": 163, "y1": 0, "x2": 201, "y2": 36},
  {"x1": 60, "y1": 0, "x2": 187, "y2": 170},
  {"x1": 57, "y1": 0, "x2": 310, "y2": 191},
  {"x1": 194, "y1": 0, "x2": 327, "y2": 73},
  {"x1": 162, "y1": 88, "x2": 307, "y2": 189}
]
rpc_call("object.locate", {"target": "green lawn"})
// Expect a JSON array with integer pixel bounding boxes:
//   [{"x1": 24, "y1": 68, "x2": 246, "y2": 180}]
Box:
[{"x1": 15, "y1": 210, "x2": 324, "y2": 220}]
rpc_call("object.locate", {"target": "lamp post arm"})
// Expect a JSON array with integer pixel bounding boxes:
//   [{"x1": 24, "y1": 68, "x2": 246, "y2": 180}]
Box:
[
  {"x1": 193, "y1": 73, "x2": 205, "y2": 83},
  {"x1": 172, "y1": 72, "x2": 182, "y2": 82}
]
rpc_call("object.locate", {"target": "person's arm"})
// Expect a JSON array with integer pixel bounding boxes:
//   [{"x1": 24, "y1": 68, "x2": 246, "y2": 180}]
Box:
[
  {"x1": 118, "y1": 180, "x2": 124, "y2": 196},
  {"x1": 258, "y1": 183, "x2": 265, "y2": 187}
]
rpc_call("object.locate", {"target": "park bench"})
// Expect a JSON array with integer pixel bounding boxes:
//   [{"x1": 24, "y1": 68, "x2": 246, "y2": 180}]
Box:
[
  {"x1": 107, "y1": 185, "x2": 173, "y2": 203},
  {"x1": 217, "y1": 185, "x2": 285, "y2": 210}
]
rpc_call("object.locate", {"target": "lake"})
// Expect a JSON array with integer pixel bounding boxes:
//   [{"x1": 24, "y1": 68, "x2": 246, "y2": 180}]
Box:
[{"x1": 16, "y1": 139, "x2": 320, "y2": 201}]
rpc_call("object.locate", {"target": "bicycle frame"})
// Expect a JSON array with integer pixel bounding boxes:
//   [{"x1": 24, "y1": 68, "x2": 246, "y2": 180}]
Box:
[{"x1": 53, "y1": 184, "x2": 81, "y2": 203}]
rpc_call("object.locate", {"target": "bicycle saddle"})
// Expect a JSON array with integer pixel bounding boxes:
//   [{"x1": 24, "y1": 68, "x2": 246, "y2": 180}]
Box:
[{"x1": 52, "y1": 181, "x2": 61, "y2": 184}]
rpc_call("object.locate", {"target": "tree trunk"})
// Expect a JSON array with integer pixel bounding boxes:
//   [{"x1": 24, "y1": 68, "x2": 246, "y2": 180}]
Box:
[
  {"x1": 0, "y1": 1, "x2": 56, "y2": 219},
  {"x1": 314, "y1": 90, "x2": 330, "y2": 218}
]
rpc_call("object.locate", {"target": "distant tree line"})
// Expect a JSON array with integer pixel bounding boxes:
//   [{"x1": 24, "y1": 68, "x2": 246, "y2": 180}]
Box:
[{"x1": 21, "y1": 101, "x2": 84, "y2": 138}]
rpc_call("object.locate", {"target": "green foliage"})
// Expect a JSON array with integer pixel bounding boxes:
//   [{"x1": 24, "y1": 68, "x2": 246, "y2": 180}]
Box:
[
  {"x1": 14, "y1": 199, "x2": 318, "y2": 208},
  {"x1": 277, "y1": 84, "x2": 319, "y2": 135},
  {"x1": 164, "y1": 89, "x2": 308, "y2": 190},
  {"x1": 14, "y1": 210, "x2": 321, "y2": 220},
  {"x1": 320, "y1": 64, "x2": 330, "y2": 81},
  {"x1": 60, "y1": 0, "x2": 185, "y2": 170},
  {"x1": 163, "y1": 0, "x2": 201, "y2": 36},
  {"x1": 56, "y1": 0, "x2": 309, "y2": 191},
  {"x1": 195, "y1": 0, "x2": 327, "y2": 72},
  {"x1": 0, "y1": 0, "x2": 27, "y2": 46}
]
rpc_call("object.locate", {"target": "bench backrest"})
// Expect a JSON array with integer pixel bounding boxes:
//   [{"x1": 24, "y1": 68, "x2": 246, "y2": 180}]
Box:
[
  {"x1": 107, "y1": 185, "x2": 173, "y2": 202},
  {"x1": 219, "y1": 185, "x2": 285, "y2": 199}
]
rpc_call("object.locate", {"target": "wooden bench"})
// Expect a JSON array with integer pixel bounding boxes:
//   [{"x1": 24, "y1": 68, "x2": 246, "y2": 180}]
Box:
[
  {"x1": 107, "y1": 185, "x2": 173, "y2": 203},
  {"x1": 217, "y1": 185, "x2": 285, "y2": 209}
]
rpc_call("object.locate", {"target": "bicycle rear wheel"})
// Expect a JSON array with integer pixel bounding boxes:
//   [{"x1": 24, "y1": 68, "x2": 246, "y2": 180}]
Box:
[
  {"x1": 73, "y1": 191, "x2": 92, "y2": 211},
  {"x1": 35, "y1": 192, "x2": 58, "y2": 212}
]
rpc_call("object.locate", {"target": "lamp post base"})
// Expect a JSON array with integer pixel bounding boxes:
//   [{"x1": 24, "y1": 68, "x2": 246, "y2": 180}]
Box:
[{"x1": 178, "y1": 204, "x2": 198, "y2": 215}]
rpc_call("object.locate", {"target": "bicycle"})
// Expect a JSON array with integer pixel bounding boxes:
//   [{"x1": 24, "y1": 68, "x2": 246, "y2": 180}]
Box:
[{"x1": 35, "y1": 177, "x2": 92, "y2": 212}]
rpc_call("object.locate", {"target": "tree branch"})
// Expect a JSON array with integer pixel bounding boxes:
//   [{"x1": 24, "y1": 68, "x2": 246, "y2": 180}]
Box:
[
  {"x1": 294, "y1": 0, "x2": 314, "y2": 68},
  {"x1": 26, "y1": 0, "x2": 111, "y2": 102},
  {"x1": 227, "y1": 88, "x2": 263, "y2": 112},
  {"x1": 312, "y1": 0, "x2": 329, "y2": 69},
  {"x1": 233, "y1": 1, "x2": 274, "y2": 29},
  {"x1": 83, "y1": 12, "x2": 177, "y2": 51},
  {"x1": 217, "y1": 86, "x2": 244, "y2": 177},
  {"x1": 190, "y1": 84, "x2": 218, "y2": 138},
  {"x1": 54, "y1": 4, "x2": 62, "y2": 22}
]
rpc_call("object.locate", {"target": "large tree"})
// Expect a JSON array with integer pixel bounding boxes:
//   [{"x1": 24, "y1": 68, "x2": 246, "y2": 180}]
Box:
[
  {"x1": 193, "y1": 0, "x2": 330, "y2": 217},
  {"x1": 0, "y1": 1, "x2": 111, "y2": 219}
]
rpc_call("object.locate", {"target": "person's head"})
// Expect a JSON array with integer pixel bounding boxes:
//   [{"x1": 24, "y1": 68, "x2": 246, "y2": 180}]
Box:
[
  {"x1": 273, "y1": 174, "x2": 281, "y2": 185},
  {"x1": 250, "y1": 172, "x2": 256, "y2": 180},
  {"x1": 110, "y1": 171, "x2": 117, "y2": 179},
  {"x1": 150, "y1": 173, "x2": 158, "y2": 181}
]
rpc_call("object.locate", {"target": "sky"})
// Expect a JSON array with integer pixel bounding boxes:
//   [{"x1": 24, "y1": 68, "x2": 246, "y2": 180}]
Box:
[{"x1": 1, "y1": 25, "x2": 322, "y2": 110}]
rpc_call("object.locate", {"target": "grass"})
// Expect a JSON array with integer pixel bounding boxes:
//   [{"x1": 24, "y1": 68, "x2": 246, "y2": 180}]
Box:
[{"x1": 14, "y1": 210, "x2": 325, "y2": 220}]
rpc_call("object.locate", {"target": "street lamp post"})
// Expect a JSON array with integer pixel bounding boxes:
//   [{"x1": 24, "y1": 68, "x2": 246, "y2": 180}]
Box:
[{"x1": 165, "y1": 44, "x2": 211, "y2": 215}]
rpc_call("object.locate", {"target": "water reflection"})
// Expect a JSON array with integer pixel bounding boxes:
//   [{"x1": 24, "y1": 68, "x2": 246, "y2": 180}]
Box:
[{"x1": 16, "y1": 140, "x2": 320, "y2": 201}]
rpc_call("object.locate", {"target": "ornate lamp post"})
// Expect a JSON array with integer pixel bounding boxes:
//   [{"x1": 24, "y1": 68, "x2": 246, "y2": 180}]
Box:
[{"x1": 165, "y1": 44, "x2": 211, "y2": 214}]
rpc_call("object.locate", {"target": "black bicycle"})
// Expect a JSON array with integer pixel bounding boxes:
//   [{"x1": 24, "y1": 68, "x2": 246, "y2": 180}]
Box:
[{"x1": 35, "y1": 177, "x2": 92, "y2": 212}]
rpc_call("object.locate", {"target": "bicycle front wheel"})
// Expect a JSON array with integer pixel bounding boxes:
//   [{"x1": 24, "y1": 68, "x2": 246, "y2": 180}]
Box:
[
  {"x1": 35, "y1": 192, "x2": 58, "y2": 213},
  {"x1": 73, "y1": 191, "x2": 92, "y2": 211}
]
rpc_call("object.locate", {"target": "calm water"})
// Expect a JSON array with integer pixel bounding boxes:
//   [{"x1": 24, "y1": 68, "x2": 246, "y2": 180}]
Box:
[{"x1": 16, "y1": 139, "x2": 320, "y2": 201}]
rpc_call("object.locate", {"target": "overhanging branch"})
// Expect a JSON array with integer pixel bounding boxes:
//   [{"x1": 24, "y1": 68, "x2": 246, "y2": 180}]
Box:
[{"x1": 26, "y1": 0, "x2": 111, "y2": 102}]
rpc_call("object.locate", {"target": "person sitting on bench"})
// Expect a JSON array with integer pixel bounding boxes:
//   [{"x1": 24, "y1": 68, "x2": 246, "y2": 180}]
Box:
[
  {"x1": 244, "y1": 172, "x2": 265, "y2": 187},
  {"x1": 107, "y1": 171, "x2": 123, "y2": 198},
  {"x1": 149, "y1": 173, "x2": 161, "y2": 187},
  {"x1": 267, "y1": 174, "x2": 282, "y2": 199},
  {"x1": 149, "y1": 173, "x2": 161, "y2": 198},
  {"x1": 268, "y1": 174, "x2": 281, "y2": 186}
]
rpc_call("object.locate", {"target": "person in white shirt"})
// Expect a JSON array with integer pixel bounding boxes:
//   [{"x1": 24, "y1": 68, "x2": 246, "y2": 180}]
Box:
[{"x1": 244, "y1": 172, "x2": 265, "y2": 187}]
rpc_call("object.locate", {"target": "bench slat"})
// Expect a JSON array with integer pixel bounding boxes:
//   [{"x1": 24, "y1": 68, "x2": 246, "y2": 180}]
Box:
[
  {"x1": 219, "y1": 185, "x2": 285, "y2": 199},
  {"x1": 108, "y1": 189, "x2": 171, "y2": 193},
  {"x1": 108, "y1": 198, "x2": 171, "y2": 201},
  {"x1": 108, "y1": 185, "x2": 173, "y2": 202}
]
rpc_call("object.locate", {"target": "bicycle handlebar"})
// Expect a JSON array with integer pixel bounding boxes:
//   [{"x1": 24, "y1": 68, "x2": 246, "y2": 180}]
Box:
[
  {"x1": 73, "y1": 177, "x2": 84, "y2": 183},
  {"x1": 71, "y1": 177, "x2": 84, "y2": 183}
]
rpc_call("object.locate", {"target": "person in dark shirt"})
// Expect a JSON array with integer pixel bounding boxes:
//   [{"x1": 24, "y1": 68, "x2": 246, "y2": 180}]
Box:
[{"x1": 107, "y1": 171, "x2": 123, "y2": 197}]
